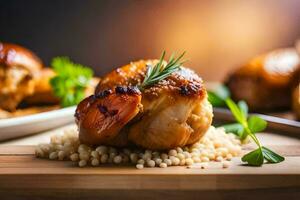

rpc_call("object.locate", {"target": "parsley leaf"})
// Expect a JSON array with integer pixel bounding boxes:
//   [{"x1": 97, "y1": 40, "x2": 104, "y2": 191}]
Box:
[
  {"x1": 207, "y1": 91, "x2": 225, "y2": 107},
  {"x1": 221, "y1": 123, "x2": 244, "y2": 137},
  {"x1": 248, "y1": 116, "x2": 267, "y2": 133},
  {"x1": 50, "y1": 57, "x2": 93, "y2": 107},
  {"x1": 225, "y1": 99, "x2": 284, "y2": 166},
  {"x1": 242, "y1": 146, "x2": 285, "y2": 166},
  {"x1": 238, "y1": 100, "x2": 248, "y2": 118},
  {"x1": 262, "y1": 146, "x2": 285, "y2": 163},
  {"x1": 225, "y1": 98, "x2": 246, "y2": 125},
  {"x1": 242, "y1": 148, "x2": 264, "y2": 166},
  {"x1": 207, "y1": 85, "x2": 230, "y2": 107},
  {"x1": 208, "y1": 85, "x2": 284, "y2": 166}
]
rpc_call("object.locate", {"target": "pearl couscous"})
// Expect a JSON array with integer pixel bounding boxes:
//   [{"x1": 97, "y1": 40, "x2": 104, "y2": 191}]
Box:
[{"x1": 35, "y1": 126, "x2": 242, "y2": 169}]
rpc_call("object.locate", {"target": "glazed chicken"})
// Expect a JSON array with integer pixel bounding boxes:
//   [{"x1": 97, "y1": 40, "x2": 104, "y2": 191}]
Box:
[
  {"x1": 0, "y1": 43, "x2": 43, "y2": 111},
  {"x1": 226, "y1": 48, "x2": 300, "y2": 111},
  {"x1": 75, "y1": 60, "x2": 213, "y2": 150}
]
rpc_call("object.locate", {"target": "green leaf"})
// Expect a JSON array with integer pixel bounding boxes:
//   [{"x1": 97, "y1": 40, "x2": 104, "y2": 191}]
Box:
[
  {"x1": 207, "y1": 85, "x2": 230, "y2": 107},
  {"x1": 62, "y1": 93, "x2": 75, "y2": 107},
  {"x1": 225, "y1": 98, "x2": 246, "y2": 125},
  {"x1": 242, "y1": 148, "x2": 264, "y2": 166},
  {"x1": 218, "y1": 97, "x2": 284, "y2": 166},
  {"x1": 51, "y1": 57, "x2": 70, "y2": 73},
  {"x1": 238, "y1": 100, "x2": 248, "y2": 118},
  {"x1": 221, "y1": 123, "x2": 244, "y2": 137},
  {"x1": 215, "y1": 85, "x2": 230, "y2": 100},
  {"x1": 50, "y1": 57, "x2": 93, "y2": 107},
  {"x1": 207, "y1": 91, "x2": 226, "y2": 107},
  {"x1": 262, "y1": 146, "x2": 285, "y2": 163},
  {"x1": 248, "y1": 116, "x2": 267, "y2": 133}
]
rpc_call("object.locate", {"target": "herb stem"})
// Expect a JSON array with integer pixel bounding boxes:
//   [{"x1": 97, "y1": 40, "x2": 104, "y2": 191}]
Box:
[{"x1": 244, "y1": 126, "x2": 261, "y2": 147}]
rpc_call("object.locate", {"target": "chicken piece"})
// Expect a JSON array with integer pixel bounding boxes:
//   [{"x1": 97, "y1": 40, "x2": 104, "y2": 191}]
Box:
[
  {"x1": 226, "y1": 48, "x2": 300, "y2": 111},
  {"x1": 293, "y1": 84, "x2": 300, "y2": 120},
  {"x1": 0, "y1": 43, "x2": 42, "y2": 111},
  {"x1": 77, "y1": 60, "x2": 213, "y2": 150},
  {"x1": 22, "y1": 68, "x2": 59, "y2": 105},
  {"x1": 75, "y1": 88, "x2": 141, "y2": 146},
  {"x1": 293, "y1": 42, "x2": 300, "y2": 119},
  {"x1": 292, "y1": 62, "x2": 300, "y2": 119}
]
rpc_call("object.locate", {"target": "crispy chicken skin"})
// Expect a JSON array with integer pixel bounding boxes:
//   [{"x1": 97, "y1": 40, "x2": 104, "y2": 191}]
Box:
[
  {"x1": 226, "y1": 48, "x2": 300, "y2": 111},
  {"x1": 76, "y1": 60, "x2": 213, "y2": 150},
  {"x1": 0, "y1": 43, "x2": 43, "y2": 111},
  {"x1": 76, "y1": 89, "x2": 141, "y2": 146}
]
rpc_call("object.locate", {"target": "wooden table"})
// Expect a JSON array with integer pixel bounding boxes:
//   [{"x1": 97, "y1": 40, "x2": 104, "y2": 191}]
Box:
[{"x1": 0, "y1": 125, "x2": 300, "y2": 200}]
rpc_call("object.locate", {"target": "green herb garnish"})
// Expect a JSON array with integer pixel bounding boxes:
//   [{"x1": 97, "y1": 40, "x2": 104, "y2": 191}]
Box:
[
  {"x1": 50, "y1": 57, "x2": 93, "y2": 107},
  {"x1": 139, "y1": 51, "x2": 186, "y2": 90},
  {"x1": 208, "y1": 86, "x2": 284, "y2": 166},
  {"x1": 222, "y1": 123, "x2": 244, "y2": 138},
  {"x1": 207, "y1": 85, "x2": 230, "y2": 107}
]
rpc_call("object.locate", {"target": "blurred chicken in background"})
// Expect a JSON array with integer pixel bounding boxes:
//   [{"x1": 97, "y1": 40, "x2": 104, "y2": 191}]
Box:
[{"x1": 226, "y1": 45, "x2": 300, "y2": 111}]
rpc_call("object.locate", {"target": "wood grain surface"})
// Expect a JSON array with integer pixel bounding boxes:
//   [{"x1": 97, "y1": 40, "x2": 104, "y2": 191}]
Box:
[{"x1": 0, "y1": 132, "x2": 300, "y2": 199}]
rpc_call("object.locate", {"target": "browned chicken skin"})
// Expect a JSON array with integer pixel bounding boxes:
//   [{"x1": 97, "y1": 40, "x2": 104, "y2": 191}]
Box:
[
  {"x1": 0, "y1": 43, "x2": 43, "y2": 111},
  {"x1": 76, "y1": 60, "x2": 213, "y2": 150},
  {"x1": 76, "y1": 89, "x2": 141, "y2": 146},
  {"x1": 226, "y1": 48, "x2": 300, "y2": 111},
  {"x1": 293, "y1": 84, "x2": 300, "y2": 119}
]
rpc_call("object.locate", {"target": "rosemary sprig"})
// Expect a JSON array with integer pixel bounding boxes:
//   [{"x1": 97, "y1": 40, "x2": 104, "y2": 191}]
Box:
[{"x1": 139, "y1": 51, "x2": 186, "y2": 90}]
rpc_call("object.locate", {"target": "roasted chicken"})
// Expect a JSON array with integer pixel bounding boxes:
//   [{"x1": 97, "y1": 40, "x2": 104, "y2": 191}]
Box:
[
  {"x1": 226, "y1": 48, "x2": 300, "y2": 111},
  {"x1": 0, "y1": 42, "x2": 99, "y2": 118},
  {"x1": 76, "y1": 60, "x2": 213, "y2": 150},
  {"x1": 0, "y1": 42, "x2": 43, "y2": 111},
  {"x1": 294, "y1": 42, "x2": 300, "y2": 119},
  {"x1": 292, "y1": 54, "x2": 300, "y2": 119},
  {"x1": 23, "y1": 68, "x2": 59, "y2": 106},
  {"x1": 293, "y1": 84, "x2": 300, "y2": 119}
]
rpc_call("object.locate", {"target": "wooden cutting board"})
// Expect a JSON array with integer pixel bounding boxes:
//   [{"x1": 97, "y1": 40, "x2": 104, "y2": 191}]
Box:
[{"x1": 0, "y1": 132, "x2": 300, "y2": 200}]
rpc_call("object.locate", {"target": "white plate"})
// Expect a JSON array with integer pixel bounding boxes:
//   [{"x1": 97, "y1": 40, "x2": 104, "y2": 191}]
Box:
[{"x1": 0, "y1": 106, "x2": 76, "y2": 141}]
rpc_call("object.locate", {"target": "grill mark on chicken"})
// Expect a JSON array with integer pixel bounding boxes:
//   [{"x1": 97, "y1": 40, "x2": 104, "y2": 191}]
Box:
[
  {"x1": 115, "y1": 86, "x2": 141, "y2": 95},
  {"x1": 97, "y1": 104, "x2": 118, "y2": 117},
  {"x1": 94, "y1": 89, "x2": 112, "y2": 99}
]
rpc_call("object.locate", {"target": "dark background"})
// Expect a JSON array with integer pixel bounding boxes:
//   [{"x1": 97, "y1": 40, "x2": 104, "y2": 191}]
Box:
[{"x1": 1, "y1": 0, "x2": 300, "y2": 81}]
